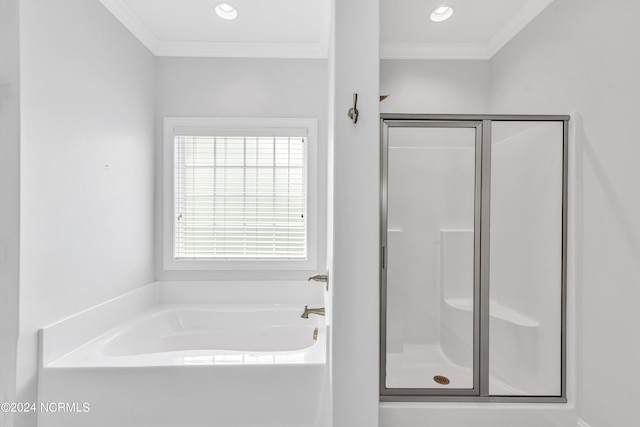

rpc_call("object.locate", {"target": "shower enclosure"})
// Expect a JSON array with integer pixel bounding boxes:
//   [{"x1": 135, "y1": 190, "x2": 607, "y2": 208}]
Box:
[{"x1": 380, "y1": 115, "x2": 568, "y2": 402}]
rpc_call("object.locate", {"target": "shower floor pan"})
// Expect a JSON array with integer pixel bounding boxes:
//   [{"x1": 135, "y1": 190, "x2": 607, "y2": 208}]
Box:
[{"x1": 385, "y1": 344, "x2": 523, "y2": 395}]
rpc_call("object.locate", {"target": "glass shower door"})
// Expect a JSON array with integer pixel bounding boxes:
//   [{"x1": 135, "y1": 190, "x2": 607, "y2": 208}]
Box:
[
  {"x1": 381, "y1": 115, "x2": 568, "y2": 402},
  {"x1": 381, "y1": 121, "x2": 481, "y2": 394}
]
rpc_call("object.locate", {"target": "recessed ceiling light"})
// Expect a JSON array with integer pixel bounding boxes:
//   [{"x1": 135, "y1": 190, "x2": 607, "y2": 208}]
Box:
[
  {"x1": 430, "y1": 6, "x2": 454, "y2": 22},
  {"x1": 214, "y1": 2, "x2": 238, "y2": 20}
]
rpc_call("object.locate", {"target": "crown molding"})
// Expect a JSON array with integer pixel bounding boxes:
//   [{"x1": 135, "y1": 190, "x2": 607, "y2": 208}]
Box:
[
  {"x1": 154, "y1": 41, "x2": 328, "y2": 59},
  {"x1": 99, "y1": 0, "x2": 160, "y2": 53},
  {"x1": 100, "y1": 0, "x2": 552, "y2": 60}
]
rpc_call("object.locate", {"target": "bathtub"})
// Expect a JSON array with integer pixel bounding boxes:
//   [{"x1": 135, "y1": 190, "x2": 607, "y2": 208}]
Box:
[
  {"x1": 39, "y1": 281, "x2": 329, "y2": 427},
  {"x1": 48, "y1": 304, "x2": 325, "y2": 367}
]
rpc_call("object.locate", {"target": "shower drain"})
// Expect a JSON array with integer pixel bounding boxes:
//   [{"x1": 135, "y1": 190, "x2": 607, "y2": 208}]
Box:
[{"x1": 433, "y1": 375, "x2": 450, "y2": 385}]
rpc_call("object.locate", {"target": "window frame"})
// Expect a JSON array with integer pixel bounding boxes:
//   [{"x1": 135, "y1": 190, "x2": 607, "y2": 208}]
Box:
[{"x1": 163, "y1": 117, "x2": 318, "y2": 271}]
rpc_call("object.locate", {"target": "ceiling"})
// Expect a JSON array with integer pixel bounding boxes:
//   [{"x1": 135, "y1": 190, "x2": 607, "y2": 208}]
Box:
[
  {"x1": 99, "y1": 0, "x2": 332, "y2": 58},
  {"x1": 382, "y1": 0, "x2": 555, "y2": 59},
  {"x1": 99, "y1": 0, "x2": 555, "y2": 59}
]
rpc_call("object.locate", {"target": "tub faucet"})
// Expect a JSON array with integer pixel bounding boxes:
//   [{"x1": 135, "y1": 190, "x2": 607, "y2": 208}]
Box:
[
  {"x1": 308, "y1": 273, "x2": 329, "y2": 290},
  {"x1": 301, "y1": 305, "x2": 325, "y2": 318}
]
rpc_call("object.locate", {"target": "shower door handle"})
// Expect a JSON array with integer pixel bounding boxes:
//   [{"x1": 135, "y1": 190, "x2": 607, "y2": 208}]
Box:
[{"x1": 381, "y1": 246, "x2": 387, "y2": 269}]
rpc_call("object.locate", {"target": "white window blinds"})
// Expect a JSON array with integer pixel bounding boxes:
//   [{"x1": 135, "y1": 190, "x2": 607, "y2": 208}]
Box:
[{"x1": 174, "y1": 134, "x2": 307, "y2": 259}]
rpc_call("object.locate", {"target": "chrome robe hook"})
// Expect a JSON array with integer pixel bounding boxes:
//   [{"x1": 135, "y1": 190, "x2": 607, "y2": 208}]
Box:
[{"x1": 348, "y1": 93, "x2": 359, "y2": 124}]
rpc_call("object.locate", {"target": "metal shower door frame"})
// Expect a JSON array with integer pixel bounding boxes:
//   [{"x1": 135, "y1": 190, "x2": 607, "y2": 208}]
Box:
[{"x1": 379, "y1": 114, "x2": 569, "y2": 403}]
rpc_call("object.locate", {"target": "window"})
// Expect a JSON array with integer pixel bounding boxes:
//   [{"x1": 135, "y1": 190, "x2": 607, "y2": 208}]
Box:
[{"x1": 164, "y1": 117, "x2": 318, "y2": 270}]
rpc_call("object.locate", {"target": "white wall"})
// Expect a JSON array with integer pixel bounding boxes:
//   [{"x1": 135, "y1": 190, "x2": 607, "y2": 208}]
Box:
[
  {"x1": 155, "y1": 57, "x2": 328, "y2": 281},
  {"x1": 329, "y1": 0, "x2": 380, "y2": 425},
  {"x1": 490, "y1": 0, "x2": 640, "y2": 425},
  {"x1": 17, "y1": 1, "x2": 156, "y2": 425},
  {"x1": 0, "y1": 1, "x2": 20, "y2": 426},
  {"x1": 380, "y1": 60, "x2": 490, "y2": 113}
]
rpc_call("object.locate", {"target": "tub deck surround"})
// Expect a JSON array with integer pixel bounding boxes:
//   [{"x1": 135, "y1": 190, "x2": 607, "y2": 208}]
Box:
[
  {"x1": 46, "y1": 304, "x2": 326, "y2": 367},
  {"x1": 40, "y1": 280, "x2": 325, "y2": 367},
  {"x1": 39, "y1": 282, "x2": 160, "y2": 367},
  {"x1": 38, "y1": 281, "x2": 329, "y2": 427}
]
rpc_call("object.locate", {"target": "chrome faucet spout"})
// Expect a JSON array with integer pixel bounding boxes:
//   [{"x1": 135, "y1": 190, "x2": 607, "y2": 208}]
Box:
[{"x1": 301, "y1": 305, "x2": 325, "y2": 318}]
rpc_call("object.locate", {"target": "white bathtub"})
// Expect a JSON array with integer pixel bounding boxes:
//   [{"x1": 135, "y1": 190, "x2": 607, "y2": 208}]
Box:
[
  {"x1": 48, "y1": 304, "x2": 325, "y2": 367},
  {"x1": 39, "y1": 281, "x2": 329, "y2": 427}
]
